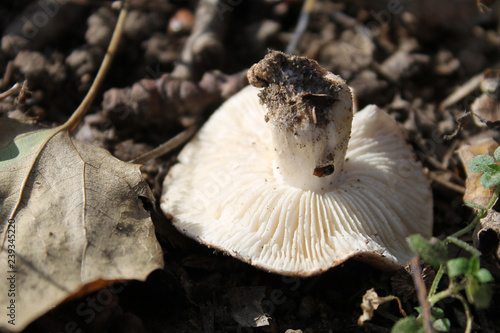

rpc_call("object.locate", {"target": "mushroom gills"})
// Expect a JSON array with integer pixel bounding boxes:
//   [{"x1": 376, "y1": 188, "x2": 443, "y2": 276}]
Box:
[{"x1": 161, "y1": 51, "x2": 433, "y2": 276}]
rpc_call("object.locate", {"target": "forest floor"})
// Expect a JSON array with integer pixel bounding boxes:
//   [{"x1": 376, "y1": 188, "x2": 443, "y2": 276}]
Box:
[{"x1": 1, "y1": 0, "x2": 500, "y2": 332}]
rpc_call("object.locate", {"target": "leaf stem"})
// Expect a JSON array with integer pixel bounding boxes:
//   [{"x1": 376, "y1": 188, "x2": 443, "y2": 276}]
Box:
[
  {"x1": 428, "y1": 287, "x2": 473, "y2": 333},
  {"x1": 428, "y1": 265, "x2": 445, "y2": 298},
  {"x1": 455, "y1": 294, "x2": 473, "y2": 333},
  {"x1": 58, "y1": 0, "x2": 130, "y2": 132},
  {"x1": 445, "y1": 237, "x2": 481, "y2": 257},
  {"x1": 428, "y1": 285, "x2": 453, "y2": 306}
]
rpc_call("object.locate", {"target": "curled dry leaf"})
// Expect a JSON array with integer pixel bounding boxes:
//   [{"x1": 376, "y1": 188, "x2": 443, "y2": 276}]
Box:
[
  {"x1": 474, "y1": 210, "x2": 500, "y2": 266},
  {"x1": 457, "y1": 138, "x2": 499, "y2": 208},
  {"x1": 0, "y1": 118, "x2": 163, "y2": 332},
  {"x1": 471, "y1": 70, "x2": 500, "y2": 128},
  {"x1": 357, "y1": 288, "x2": 404, "y2": 325}
]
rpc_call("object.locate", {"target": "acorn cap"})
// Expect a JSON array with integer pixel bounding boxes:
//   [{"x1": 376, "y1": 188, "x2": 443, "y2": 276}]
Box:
[{"x1": 161, "y1": 51, "x2": 432, "y2": 276}]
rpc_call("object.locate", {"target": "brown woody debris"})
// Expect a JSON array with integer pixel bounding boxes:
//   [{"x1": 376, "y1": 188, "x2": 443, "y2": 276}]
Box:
[{"x1": 101, "y1": 70, "x2": 248, "y2": 128}]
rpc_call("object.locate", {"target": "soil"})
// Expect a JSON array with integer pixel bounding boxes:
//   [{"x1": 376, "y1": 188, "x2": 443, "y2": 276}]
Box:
[{"x1": 1, "y1": 0, "x2": 500, "y2": 332}]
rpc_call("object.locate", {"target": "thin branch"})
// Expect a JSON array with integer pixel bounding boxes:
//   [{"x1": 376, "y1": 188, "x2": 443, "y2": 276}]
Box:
[
  {"x1": 439, "y1": 73, "x2": 483, "y2": 111},
  {"x1": 130, "y1": 125, "x2": 197, "y2": 164},
  {"x1": 0, "y1": 82, "x2": 21, "y2": 101},
  {"x1": 427, "y1": 171, "x2": 465, "y2": 194},
  {"x1": 410, "y1": 256, "x2": 434, "y2": 333}
]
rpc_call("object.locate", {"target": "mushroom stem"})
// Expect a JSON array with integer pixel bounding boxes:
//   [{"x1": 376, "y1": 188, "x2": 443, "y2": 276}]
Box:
[{"x1": 248, "y1": 51, "x2": 353, "y2": 192}]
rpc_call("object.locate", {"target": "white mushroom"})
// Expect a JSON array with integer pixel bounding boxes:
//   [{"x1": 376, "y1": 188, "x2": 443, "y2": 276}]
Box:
[{"x1": 161, "y1": 51, "x2": 432, "y2": 276}]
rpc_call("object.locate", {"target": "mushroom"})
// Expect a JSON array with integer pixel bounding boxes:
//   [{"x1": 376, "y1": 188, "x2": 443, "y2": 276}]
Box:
[{"x1": 161, "y1": 51, "x2": 432, "y2": 276}]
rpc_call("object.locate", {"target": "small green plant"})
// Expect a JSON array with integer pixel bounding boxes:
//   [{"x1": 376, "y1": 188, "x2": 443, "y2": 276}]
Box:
[
  {"x1": 467, "y1": 146, "x2": 500, "y2": 189},
  {"x1": 393, "y1": 148, "x2": 500, "y2": 333},
  {"x1": 361, "y1": 148, "x2": 499, "y2": 333},
  {"x1": 398, "y1": 234, "x2": 494, "y2": 333}
]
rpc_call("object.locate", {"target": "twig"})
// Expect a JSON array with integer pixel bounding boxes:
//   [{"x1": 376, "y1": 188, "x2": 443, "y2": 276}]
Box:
[
  {"x1": 439, "y1": 73, "x2": 483, "y2": 111},
  {"x1": 410, "y1": 257, "x2": 434, "y2": 333},
  {"x1": 286, "y1": 0, "x2": 316, "y2": 54},
  {"x1": 0, "y1": 82, "x2": 21, "y2": 101},
  {"x1": 130, "y1": 125, "x2": 197, "y2": 164},
  {"x1": 427, "y1": 171, "x2": 465, "y2": 194},
  {"x1": 58, "y1": 0, "x2": 130, "y2": 132},
  {"x1": 0, "y1": 61, "x2": 14, "y2": 90}
]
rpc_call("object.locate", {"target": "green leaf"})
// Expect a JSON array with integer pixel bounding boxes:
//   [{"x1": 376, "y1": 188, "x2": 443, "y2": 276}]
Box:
[
  {"x1": 480, "y1": 171, "x2": 500, "y2": 188},
  {"x1": 433, "y1": 317, "x2": 451, "y2": 332},
  {"x1": 430, "y1": 307, "x2": 445, "y2": 319},
  {"x1": 486, "y1": 163, "x2": 500, "y2": 172},
  {"x1": 466, "y1": 277, "x2": 492, "y2": 309},
  {"x1": 407, "y1": 234, "x2": 447, "y2": 268},
  {"x1": 468, "y1": 155, "x2": 494, "y2": 173},
  {"x1": 392, "y1": 316, "x2": 424, "y2": 333},
  {"x1": 494, "y1": 146, "x2": 500, "y2": 161},
  {"x1": 447, "y1": 258, "x2": 469, "y2": 277},
  {"x1": 415, "y1": 307, "x2": 450, "y2": 332},
  {"x1": 476, "y1": 268, "x2": 494, "y2": 283},
  {"x1": 467, "y1": 256, "x2": 480, "y2": 275}
]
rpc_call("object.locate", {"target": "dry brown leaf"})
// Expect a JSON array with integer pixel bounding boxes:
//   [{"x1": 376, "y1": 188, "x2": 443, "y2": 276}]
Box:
[
  {"x1": 472, "y1": 94, "x2": 500, "y2": 127},
  {"x1": 471, "y1": 70, "x2": 500, "y2": 128},
  {"x1": 457, "y1": 139, "x2": 499, "y2": 208},
  {"x1": 358, "y1": 288, "x2": 404, "y2": 326},
  {"x1": 0, "y1": 118, "x2": 163, "y2": 332},
  {"x1": 474, "y1": 210, "x2": 500, "y2": 262}
]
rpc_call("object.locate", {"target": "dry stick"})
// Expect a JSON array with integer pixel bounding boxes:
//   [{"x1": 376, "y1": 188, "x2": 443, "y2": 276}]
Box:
[
  {"x1": 0, "y1": 61, "x2": 14, "y2": 90},
  {"x1": 286, "y1": 0, "x2": 317, "y2": 54},
  {"x1": 439, "y1": 73, "x2": 483, "y2": 111},
  {"x1": 410, "y1": 256, "x2": 434, "y2": 333},
  {"x1": 58, "y1": 0, "x2": 130, "y2": 132},
  {"x1": 427, "y1": 171, "x2": 465, "y2": 194},
  {"x1": 0, "y1": 82, "x2": 21, "y2": 101},
  {"x1": 130, "y1": 125, "x2": 197, "y2": 164}
]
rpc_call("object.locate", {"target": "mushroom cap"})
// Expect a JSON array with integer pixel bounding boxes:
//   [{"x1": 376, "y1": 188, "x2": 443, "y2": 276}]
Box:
[{"x1": 161, "y1": 85, "x2": 433, "y2": 276}]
